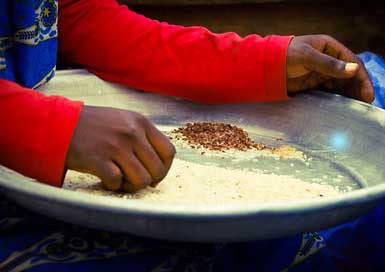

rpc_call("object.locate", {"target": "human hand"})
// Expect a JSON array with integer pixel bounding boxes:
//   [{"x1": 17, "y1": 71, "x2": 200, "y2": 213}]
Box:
[
  {"x1": 66, "y1": 106, "x2": 175, "y2": 193},
  {"x1": 286, "y1": 35, "x2": 374, "y2": 103}
]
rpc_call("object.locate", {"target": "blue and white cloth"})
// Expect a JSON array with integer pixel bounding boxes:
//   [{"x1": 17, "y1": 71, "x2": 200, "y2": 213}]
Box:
[
  {"x1": 0, "y1": 0, "x2": 57, "y2": 88},
  {"x1": 359, "y1": 52, "x2": 385, "y2": 109}
]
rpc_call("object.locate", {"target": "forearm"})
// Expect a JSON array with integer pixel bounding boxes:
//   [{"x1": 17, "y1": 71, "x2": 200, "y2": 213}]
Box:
[
  {"x1": 58, "y1": 0, "x2": 291, "y2": 103},
  {"x1": 0, "y1": 79, "x2": 83, "y2": 186}
]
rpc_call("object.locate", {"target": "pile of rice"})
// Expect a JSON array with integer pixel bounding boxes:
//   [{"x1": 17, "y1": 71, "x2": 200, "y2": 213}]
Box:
[{"x1": 64, "y1": 159, "x2": 340, "y2": 205}]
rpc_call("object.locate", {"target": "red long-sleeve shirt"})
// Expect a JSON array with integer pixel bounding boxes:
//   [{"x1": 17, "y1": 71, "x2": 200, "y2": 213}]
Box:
[{"x1": 0, "y1": 0, "x2": 292, "y2": 186}]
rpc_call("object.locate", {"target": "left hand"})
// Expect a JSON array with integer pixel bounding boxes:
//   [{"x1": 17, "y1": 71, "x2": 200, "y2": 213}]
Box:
[{"x1": 286, "y1": 35, "x2": 374, "y2": 103}]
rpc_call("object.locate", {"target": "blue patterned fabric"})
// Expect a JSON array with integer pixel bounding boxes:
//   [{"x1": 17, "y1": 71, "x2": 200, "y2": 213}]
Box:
[
  {"x1": 358, "y1": 52, "x2": 385, "y2": 109},
  {"x1": 0, "y1": 196, "x2": 305, "y2": 272},
  {"x1": 0, "y1": 0, "x2": 57, "y2": 88}
]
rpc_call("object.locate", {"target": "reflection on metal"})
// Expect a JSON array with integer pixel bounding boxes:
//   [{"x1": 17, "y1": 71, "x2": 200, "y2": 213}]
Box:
[{"x1": 329, "y1": 131, "x2": 350, "y2": 151}]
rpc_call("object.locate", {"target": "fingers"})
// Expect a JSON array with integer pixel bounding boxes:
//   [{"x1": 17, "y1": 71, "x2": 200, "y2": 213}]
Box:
[
  {"x1": 303, "y1": 46, "x2": 359, "y2": 79},
  {"x1": 323, "y1": 76, "x2": 374, "y2": 103},
  {"x1": 133, "y1": 140, "x2": 167, "y2": 185},
  {"x1": 96, "y1": 147, "x2": 163, "y2": 193},
  {"x1": 348, "y1": 63, "x2": 374, "y2": 103},
  {"x1": 145, "y1": 122, "x2": 176, "y2": 174},
  {"x1": 320, "y1": 37, "x2": 374, "y2": 103},
  {"x1": 67, "y1": 107, "x2": 176, "y2": 194},
  {"x1": 100, "y1": 120, "x2": 174, "y2": 192},
  {"x1": 95, "y1": 161, "x2": 123, "y2": 191},
  {"x1": 116, "y1": 150, "x2": 152, "y2": 193},
  {"x1": 356, "y1": 76, "x2": 374, "y2": 103},
  {"x1": 287, "y1": 72, "x2": 331, "y2": 93},
  {"x1": 94, "y1": 157, "x2": 151, "y2": 193},
  {"x1": 74, "y1": 109, "x2": 176, "y2": 193},
  {"x1": 299, "y1": 35, "x2": 375, "y2": 103}
]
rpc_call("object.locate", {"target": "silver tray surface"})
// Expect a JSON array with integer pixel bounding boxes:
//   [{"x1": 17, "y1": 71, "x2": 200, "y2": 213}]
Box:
[{"x1": 1, "y1": 69, "x2": 385, "y2": 242}]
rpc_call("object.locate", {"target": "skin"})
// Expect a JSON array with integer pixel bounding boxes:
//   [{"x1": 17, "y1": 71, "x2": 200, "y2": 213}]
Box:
[
  {"x1": 286, "y1": 35, "x2": 374, "y2": 103},
  {"x1": 66, "y1": 35, "x2": 374, "y2": 193},
  {"x1": 66, "y1": 106, "x2": 175, "y2": 193}
]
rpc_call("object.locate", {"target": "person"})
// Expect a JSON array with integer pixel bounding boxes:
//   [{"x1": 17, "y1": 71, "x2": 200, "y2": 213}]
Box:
[
  {"x1": 0, "y1": 0, "x2": 373, "y2": 193},
  {"x1": 0, "y1": 0, "x2": 380, "y2": 271}
]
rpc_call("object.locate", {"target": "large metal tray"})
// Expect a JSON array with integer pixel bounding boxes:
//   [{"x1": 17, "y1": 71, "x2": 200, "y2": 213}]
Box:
[{"x1": 1, "y1": 69, "x2": 385, "y2": 242}]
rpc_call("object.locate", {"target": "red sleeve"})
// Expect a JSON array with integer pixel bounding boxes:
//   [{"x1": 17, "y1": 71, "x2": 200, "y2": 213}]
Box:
[
  {"x1": 0, "y1": 79, "x2": 83, "y2": 187},
  {"x1": 58, "y1": 0, "x2": 292, "y2": 103}
]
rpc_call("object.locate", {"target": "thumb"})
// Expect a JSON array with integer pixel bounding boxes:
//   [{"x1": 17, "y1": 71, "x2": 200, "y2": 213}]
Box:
[{"x1": 304, "y1": 47, "x2": 359, "y2": 79}]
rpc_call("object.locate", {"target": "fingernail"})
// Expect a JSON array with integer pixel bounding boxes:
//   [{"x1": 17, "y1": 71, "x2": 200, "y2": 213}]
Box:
[{"x1": 345, "y1": 63, "x2": 359, "y2": 73}]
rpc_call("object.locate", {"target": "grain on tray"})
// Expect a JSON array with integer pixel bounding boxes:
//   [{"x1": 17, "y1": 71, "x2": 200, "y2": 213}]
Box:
[
  {"x1": 63, "y1": 159, "x2": 340, "y2": 205},
  {"x1": 62, "y1": 123, "x2": 327, "y2": 204},
  {"x1": 171, "y1": 122, "x2": 303, "y2": 159},
  {"x1": 272, "y1": 145, "x2": 298, "y2": 157},
  {"x1": 172, "y1": 122, "x2": 267, "y2": 152}
]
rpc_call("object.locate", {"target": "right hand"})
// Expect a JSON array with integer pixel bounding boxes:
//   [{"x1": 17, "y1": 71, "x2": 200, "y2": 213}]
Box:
[
  {"x1": 66, "y1": 106, "x2": 176, "y2": 193},
  {"x1": 286, "y1": 35, "x2": 374, "y2": 103}
]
